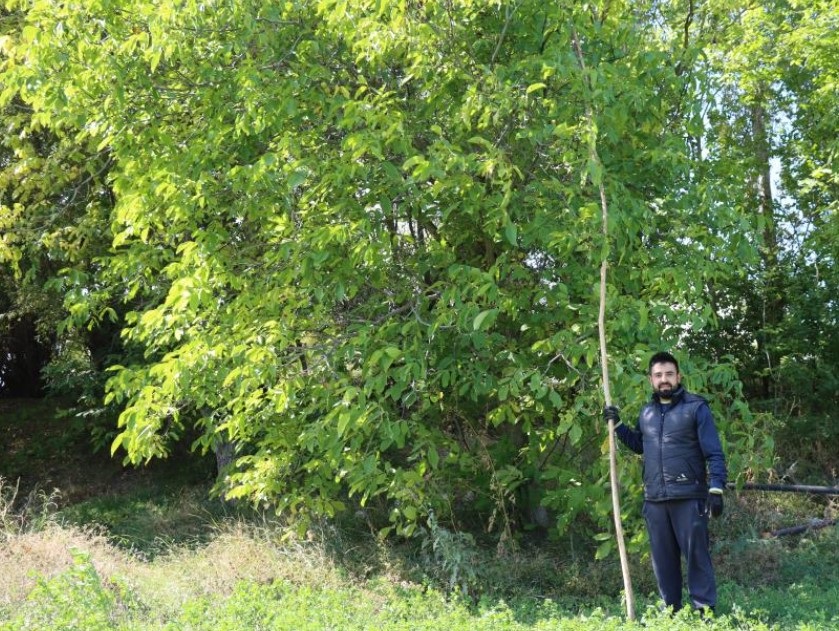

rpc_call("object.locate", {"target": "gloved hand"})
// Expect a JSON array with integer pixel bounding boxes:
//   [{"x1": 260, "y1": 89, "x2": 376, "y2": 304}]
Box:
[
  {"x1": 603, "y1": 405, "x2": 621, "y2": 426},
  {"x1": 707, "y1": 489, "x2": 724, "y2": 518}
]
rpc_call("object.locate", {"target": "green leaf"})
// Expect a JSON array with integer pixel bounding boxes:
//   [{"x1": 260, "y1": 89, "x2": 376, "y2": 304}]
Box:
[
  {"x1": 569, "y1": 423, "x2": 582, "y2": 445},
  {"x1": 595, "y1": 539, "x2": 613, "y2": 560},
  {"x1": 110, "y1": 433, "x2": 125, "y2": 457},
  {"x1": 504, "y1": 222, "x2": 517, "y2": 246},
  {"x1": 473, "y1": 308, "x2": 499, "y2": 331},
  {"x1": 427, "y1": 447, "x2": 439, "y2": 469},
  {"x1": 337, "y1": 412, "x2": 352, "y2": 436},
  {"x1": 288, "y1": 170, "x2": 307, "y2": 188}
]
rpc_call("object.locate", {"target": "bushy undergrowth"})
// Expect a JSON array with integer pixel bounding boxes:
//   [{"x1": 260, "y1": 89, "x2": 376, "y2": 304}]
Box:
[{"x1": 4, "y1": 549, "x2": 820, "y2": 631}]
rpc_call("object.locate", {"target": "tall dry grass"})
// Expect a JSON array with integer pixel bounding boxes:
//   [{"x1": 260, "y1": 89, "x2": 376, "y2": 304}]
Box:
[
  {"x1": 1, "y1": 477, "x2": 360, "y2": 618},
  {"x1": 1, "y1": 477, "x2": 126, "y2": 607},
  {"x1": 0, "y1": 523, "x2": 129, "y2": 607}
]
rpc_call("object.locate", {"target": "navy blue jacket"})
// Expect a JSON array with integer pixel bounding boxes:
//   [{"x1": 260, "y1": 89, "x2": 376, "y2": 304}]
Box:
[{"x1": 616, "y1": 386, "x2": 727, "y2": 501}]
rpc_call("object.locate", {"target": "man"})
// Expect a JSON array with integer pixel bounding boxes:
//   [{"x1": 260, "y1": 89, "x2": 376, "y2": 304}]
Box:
[{"x1": 604, "y1": 351, "x2": 727, "y2": 614}]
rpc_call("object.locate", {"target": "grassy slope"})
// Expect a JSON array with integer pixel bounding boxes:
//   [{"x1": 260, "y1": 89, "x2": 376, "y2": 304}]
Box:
[{"x1": 1, "y1": 399, "x2": 837, "y2": 630}]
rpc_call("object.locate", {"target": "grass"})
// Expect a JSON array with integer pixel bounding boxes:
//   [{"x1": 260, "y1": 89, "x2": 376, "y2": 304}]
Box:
[
  {"x1": 58, "y1": 485, "x2": 228, "y2": 558},
  {"x1": 1, "y1": 398, "x2": 838, "y2": 630},
  {"x1": 1, "y1": 487, "x2": 836, "y2": 630},
  {"x1": 0, "y1": 544, "x2": 796, "y2": 631},
  {"x1": 2, "y1": 549, "x2": 836, "y2": 630}
]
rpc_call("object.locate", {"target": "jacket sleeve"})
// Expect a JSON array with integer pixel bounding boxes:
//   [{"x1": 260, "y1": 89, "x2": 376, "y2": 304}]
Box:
[
  {"x1": 696, "y1": 403, "x2": 727, "y2": 489},
  {"x1": 615, "y1": 421, "x2": 643, "y2": 455}
]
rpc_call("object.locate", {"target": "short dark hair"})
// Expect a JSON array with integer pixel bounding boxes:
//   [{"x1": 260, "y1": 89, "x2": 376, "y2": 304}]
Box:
[{"x1": 648, "y1": 351, "x2": 679, "y2": 374}]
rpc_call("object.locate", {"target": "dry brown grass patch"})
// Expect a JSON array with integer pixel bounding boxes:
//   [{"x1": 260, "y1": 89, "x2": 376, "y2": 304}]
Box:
[{"x1": 0, "y1": 523, "x2": 130, "y2": 606}]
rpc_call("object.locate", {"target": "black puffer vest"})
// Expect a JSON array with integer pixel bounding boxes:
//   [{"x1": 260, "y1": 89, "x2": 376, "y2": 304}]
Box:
[{"x1": 639, "y1": 387, "x2": 709, "y2": 501}]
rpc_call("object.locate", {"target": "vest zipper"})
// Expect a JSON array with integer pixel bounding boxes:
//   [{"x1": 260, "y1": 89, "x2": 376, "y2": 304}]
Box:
[{"x1": 659, "y1": 407, "x2": 667, "y2": 498}]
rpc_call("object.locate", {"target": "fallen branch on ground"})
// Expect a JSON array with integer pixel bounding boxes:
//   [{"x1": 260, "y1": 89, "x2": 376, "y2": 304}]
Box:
[
  {"x1": 728, "y1": 482, "x2": 839, "y2": 495},
  {"x1": 763, "y1": 518, "x2": 837, "y2": 538}
]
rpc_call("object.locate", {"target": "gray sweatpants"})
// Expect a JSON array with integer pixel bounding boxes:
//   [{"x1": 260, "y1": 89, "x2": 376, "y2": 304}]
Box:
[{"x1": 643, "y1": 498, "x2": 717, "y2": 610}]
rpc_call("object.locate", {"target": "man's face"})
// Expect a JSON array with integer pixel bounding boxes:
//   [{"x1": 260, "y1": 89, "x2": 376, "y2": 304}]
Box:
[{"x1": 649, "y1": 361, "x2": 681, "y2": 399}]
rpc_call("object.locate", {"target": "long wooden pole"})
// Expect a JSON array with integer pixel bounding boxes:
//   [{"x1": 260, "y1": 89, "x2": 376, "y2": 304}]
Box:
[
  {"x1": 597, "y1": 186, "x2": 636, "y2": 622},
  {"x1": 573, "y1": 30, "x2": 636, "y2": 622}
]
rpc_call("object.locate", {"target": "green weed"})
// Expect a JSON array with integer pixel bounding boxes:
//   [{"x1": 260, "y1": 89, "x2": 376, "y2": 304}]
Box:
[
  {"x1": 0, "y1": 476, "x2": 60, "y2": 539},
  {"x1": 717, "y1": 526, "x2": 839, "y2": 630},
  {"x1": 0, "y1": 559, "x2": 812, "y2": 631},
  {"x1": 0, "y1": 550, "x2": 129, "y2": 631},
  {"x1": 419, "y1": 509, "x2": 479, "y2": 597}
]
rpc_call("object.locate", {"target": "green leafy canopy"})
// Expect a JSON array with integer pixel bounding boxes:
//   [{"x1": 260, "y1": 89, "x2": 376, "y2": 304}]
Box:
[{"x1": 1, "y1": 0, "x2": 784, "y2": 541}]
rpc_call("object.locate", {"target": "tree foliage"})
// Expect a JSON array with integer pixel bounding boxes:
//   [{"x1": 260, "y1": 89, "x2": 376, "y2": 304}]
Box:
[
  {"x1": 6, "y1": 0, "x2": 836, "y2": 540},
  {"x1": 684, "y1": 0, "x2": 839, "y2": 422}
]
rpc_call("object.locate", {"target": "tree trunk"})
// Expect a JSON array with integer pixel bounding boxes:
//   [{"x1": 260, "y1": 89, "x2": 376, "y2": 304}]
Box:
[
  {"x1": 213, "y1": 437, "x2": 237, "y2": 505},
  {"x1": 751, "y1": 97, "x2": 784, "y2": 401}
]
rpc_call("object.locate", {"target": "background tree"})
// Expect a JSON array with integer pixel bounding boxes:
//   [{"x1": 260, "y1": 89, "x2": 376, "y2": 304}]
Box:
[
  {"x1": 2, "y1": 0, "x2": 799, "y2": 542},
  {"x1": 0, "y1": 5, "x2": 124, "y2": 442},
  {"x1": 682, "y1": 0, "x2": 839, "y2": 478}
]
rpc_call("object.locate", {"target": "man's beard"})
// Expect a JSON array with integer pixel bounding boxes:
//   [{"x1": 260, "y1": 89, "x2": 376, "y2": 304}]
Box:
[{"x1": 656, "y1": 383, "x2": 675, "y2": 397}]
